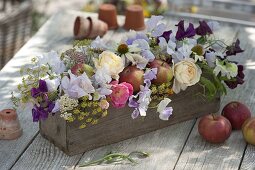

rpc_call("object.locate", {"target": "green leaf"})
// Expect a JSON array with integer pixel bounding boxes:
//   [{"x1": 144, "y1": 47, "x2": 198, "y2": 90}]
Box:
[
  {"x1": 200, "y1": 76, "x2": 217, "y2": 100},
  {"x1": 197, "y1": 36, "x2": 207, "y2": 45}
]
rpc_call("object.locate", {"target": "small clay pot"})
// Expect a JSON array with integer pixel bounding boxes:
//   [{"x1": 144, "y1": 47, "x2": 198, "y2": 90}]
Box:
[
  {"x1": 98, "y1": 3, "x2": 118, "y2": 29},
  {"x1": 73, "y1": 16, "x2": 108, "y2": 40},
  {"x1": 0, "y1": 109, "x2": 23, "y2": 140},
  {"x1": 124, "y1": 5, "x2": 145, "y2": 31}
]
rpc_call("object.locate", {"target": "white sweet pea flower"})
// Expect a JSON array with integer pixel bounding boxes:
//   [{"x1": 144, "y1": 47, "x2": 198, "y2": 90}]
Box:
[
  {"x1": 91, "y1": 36, "x2": 107, "y2": 49},
  {"x1": 213, "y1": 59, "x2": 238, "y2": 79},
  {"x1": 38, "y1": 51, "x2": 66, "y2": 74},
  {"x1": 157, "y1": 98, "x2": 173, "y2": 120},
  {"x1": 94, "y1": 66, "x2": 112, "y2": 85},
  {"x1": 45, "y1": 77, "x2": 60, "y2": 92},
  {"x1": 126, "y1": 53, "x2": 149, "y2": 69},
  {"x1": 61, "y1": 70, "x2": 95, "y2": 99}
]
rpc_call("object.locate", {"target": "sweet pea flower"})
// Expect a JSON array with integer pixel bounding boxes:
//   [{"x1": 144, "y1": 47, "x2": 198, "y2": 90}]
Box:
[
  {"x1": 226, "y1": 39, "x2": 244, "y2": 56},
  {"x1": 129, "y1": 79, "x2": 152, "y2": 118},
  {"x1": 224, "y1": 65, "x2": 245, "y2": 89},
  {"x1": 61, "y1": 70, "x2": 95, "y2": 99},
  {"x1": 133, "y1": 39, "x2": 155, "y2": 62},
  {"x1": 146, "y1": 15, "x2": 167, "y2": 37},
  {"x1": 123, "y1": 30, "x2": 149, "y2": 45},
  {"x1": 213, "y1": 59, "x2": 238, "y2": 79},
  {"x1": 38, "y1": 51, "x2": 66, "y2": 74},
  {"x1": 31, "y1": 79, "x2": 55, "y2": 122},
  {"x1": 157, "y1": 98, "x2": 173, "y2": 120},
  {"x1": 195, "y1": 20, "x2": 213, "y2": 36},
  {"x1": 175, "y1": 20, "x2": 196, "y2": 41},
  {"x1": 45, "y1": 78, "x2": 60, "y2": 92},
  {"x1": 109, "y1": 81, "x2": 133, "y2": 108},
  {"x1": 91, "y1": 36, "x2": 107, "y2": 49}
]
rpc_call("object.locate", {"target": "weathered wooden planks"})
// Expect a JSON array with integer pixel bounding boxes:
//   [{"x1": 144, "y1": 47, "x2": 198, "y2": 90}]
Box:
[
  {"x1": 174, "y1": 26, "x2": 255, "y2": 170},
  {"x1": 0, "y1": 10, "x2": 254, "y2": 170}
]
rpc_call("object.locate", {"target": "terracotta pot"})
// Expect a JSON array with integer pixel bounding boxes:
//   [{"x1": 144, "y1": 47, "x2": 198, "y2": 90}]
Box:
[
  {"x1": 0, "y1": 109, "x2": 23, "y2": 140},
  {"x1": 124, "y1": 5, "x2": 145, "y2": 31},
  {"x1": 98, "y1": 4, "x2": 118, "y2": 29},
  {"x1": 73, "y1": 16, "x2": 108, "y2": 40}
]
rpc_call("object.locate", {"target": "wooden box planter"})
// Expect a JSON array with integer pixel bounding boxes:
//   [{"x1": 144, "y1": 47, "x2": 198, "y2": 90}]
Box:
[{"x1": 39, "y1": 85, "x2": 220, "y2": 156}]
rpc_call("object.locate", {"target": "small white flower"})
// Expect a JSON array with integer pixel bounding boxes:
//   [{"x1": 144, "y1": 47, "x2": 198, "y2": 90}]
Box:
[
  {"x1": 45, "y1": 78, "x2": 60, "y2": 92},
  {"x1": 38, "y1": 51, "x2": 66, "y2": 74}
]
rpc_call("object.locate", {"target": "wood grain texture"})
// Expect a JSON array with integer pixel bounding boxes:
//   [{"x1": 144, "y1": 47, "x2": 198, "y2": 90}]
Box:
[
  {"x1": 9, "y1": 11, "x2": 118, "y2": 170},
  {"x1": 0, "y1": 11, "x2": 113, "y2": 170},
  {"x1": 40, "y1": 85, "x2": 220, "y2": 155},
  {"x1": 75, "y1": 120, "x2": 196, "y2": 170},
  {"x1": 174, "y1": 26, "x2": 255, "y2": 170},
  {"x1": 0, "y1": 10, "x2": 253, "y2": 170}
]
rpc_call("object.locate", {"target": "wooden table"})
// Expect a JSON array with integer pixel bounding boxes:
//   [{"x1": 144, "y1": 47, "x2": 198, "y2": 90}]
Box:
[{"x1": 0, "y1": 10, "x2": 255, "y2": 170}]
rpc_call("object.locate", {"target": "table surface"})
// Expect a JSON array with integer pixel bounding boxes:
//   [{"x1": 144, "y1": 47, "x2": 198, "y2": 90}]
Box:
[{"x1": 0, "y1": 10, "x2": 255, "y2": 170}]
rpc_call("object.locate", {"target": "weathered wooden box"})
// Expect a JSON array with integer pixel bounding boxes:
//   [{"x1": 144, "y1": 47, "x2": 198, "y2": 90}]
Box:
[{"x1": 40, "y1": 85, "x2": 220, "y2": 156}]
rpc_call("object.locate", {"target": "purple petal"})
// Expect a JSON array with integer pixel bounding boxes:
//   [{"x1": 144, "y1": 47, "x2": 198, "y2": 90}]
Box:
[
  {"x1": 32, "y1": 107, "x2": 40, "y2": 122},
  {"x1": 128, "y1": 96, "x2": 139, "y2": 108},
  {"x1": 31, "y1": 88, "x2": 40, "y2": 98},
  {"x1": 131, "y1": 108, "x2": 140, "y2": 119},
  {"x1": 144, "y1": 68, "x2": 158, "y2": 80},
  {"x1": 195, "y1": 20, "x2": 213, "y2": 36},
  {"x1": 38, "y1": 79, "x2": 48, "y2": 93},
  {"x1": 175, "y1": 20, "x2": 196, "y2": 41},
  {"x1": 159, "y1": 107, "x2": 173, "y2": 120},
  {"x1": 226, "y1": 39, "x2": 244, "y2": 56}
]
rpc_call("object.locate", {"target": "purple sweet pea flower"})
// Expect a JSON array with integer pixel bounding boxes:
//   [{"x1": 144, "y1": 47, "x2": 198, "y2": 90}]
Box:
[
  {"x1": 157, "y1": 30, "x2": 172, "y2": 44},
  {"x1": 32, "y1": 106, "x2": 49, "y2": 122},
  {"x1": 128, "y1": 78, "x2": 152, "y2": 118},
  {"x1": 159, "y1": 107, "x2": 173, "y2": 120},
  {"x1": 144, "y1": 68, "x2": 158, "y2": 80},
  {"x1": 131, "y1": 108, "x2": 140, "y2": 119},
  {"x1": 31, "y1": 80, "x2": 48, "y2": 98},
  {"x1": 126, "y1": 32, "x2": 149, "y2": 45},
  {"x1": 226, "y1": 39, "x2": 244, "y2": 56},
  {"x1": 224, "y1": 65, "x2": 245, "y2": 89},
  {"x1": 175, "y1": 20, "x2": 196, "y2": 41},
  {"x1": 31, "y1": 79, "x2": 55, "y2": 122},
  {"x1": 195, "y1": 21, "x2": 213, "y2": 36}
]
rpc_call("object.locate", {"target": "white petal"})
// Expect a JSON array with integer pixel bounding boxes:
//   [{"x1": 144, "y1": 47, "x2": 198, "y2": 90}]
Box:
[{"x1": 157, "y1": 98, "x2": 171, "y2": 113}]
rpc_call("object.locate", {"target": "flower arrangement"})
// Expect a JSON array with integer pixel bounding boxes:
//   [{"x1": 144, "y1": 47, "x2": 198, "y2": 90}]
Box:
[{"x1": 12, "y1": 16, "x2": 245, "y2": 129}]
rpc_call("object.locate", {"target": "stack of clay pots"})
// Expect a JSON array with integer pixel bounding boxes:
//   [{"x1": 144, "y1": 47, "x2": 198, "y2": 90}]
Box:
[{"x1": 73, "y1": 4, "x2": 146, "y2": 40}]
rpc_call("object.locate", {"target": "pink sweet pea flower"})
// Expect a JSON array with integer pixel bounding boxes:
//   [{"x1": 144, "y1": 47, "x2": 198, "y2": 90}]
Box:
[{"x1": 109, "y1": 81, "x2": 133, "y2": 108}]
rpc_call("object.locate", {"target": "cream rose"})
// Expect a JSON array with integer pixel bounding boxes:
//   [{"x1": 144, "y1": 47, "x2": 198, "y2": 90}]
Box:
[
  {"x1": 94, "y1": 51, "x2": 124, "y2": 80},
  {"x1": 173, "y1": 59, "x2": 202, "y2": 93}
]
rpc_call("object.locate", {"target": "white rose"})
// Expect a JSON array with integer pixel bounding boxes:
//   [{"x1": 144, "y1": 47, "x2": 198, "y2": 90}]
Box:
[
  {"x1": 94, "y1": 51, "x2": 124, "y2": 80},
  {"x1": 173, "y1": 59, "x2": 202, "y2": 93}
]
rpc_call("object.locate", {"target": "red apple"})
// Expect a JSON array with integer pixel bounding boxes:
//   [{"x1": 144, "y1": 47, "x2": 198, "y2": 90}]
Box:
[
  {"x1": 242, "y1": 117, "x2": 255, "y2": 145},
  {"x1": 71, "y1": 63, "x2": 94, "y2": 77},
  {"x1": 222, "y1": 101, "x2": 251, "y2": 130},
  {"x1": 148, "y1": 59, "x2": 173, "y2": 85},
  {"x1": 198, "y1": 114, "x2": 232, "y2": 143},
  {"x1": 119, "y1": 66, "x2": 144, "y2": 93}
]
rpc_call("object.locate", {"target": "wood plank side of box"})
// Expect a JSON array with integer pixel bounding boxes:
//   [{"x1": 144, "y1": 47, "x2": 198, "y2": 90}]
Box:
[{"x1": 39, "y1": 84, "x2": 220, "y2": 156}]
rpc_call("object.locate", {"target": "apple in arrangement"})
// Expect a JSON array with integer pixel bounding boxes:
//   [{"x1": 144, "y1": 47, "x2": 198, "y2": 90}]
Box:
[
  {"x1": 148, "y1": 59, "x2": 173, "y2": 85},
  {"x1": 198, "y1": 114, "x2": 232, "y2": 143},
  {"x1": 222, "y1": 101, "x2": 251, "y2": 130},
  {"x1": 119, "y1": 65, "x2": 144, "y2": 93},
  {"x1": 71, "y1": 63, "x2": 94, "y2": 77}
]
